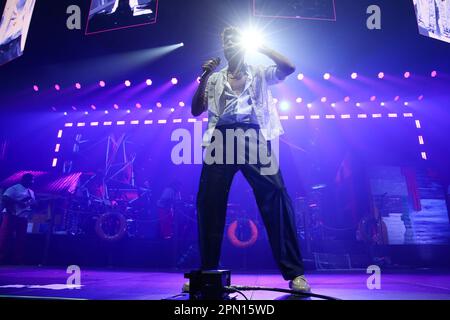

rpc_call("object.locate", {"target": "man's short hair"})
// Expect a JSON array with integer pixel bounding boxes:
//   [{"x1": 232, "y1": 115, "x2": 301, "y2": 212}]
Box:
[
  {"x1": 21, "y1": 173, "x2": 34, "y2": 185},
  {"x1": 221, "y1": 26, "x2": 241, "y2": 43}
]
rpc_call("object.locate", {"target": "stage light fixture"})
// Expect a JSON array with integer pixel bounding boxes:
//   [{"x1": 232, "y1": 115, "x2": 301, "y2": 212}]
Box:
[
  {"x1": 179, "y1": 101, "x2": 185, "y2": 107},
  {"x1": 297, "y1": 73, "x2": 304, "y2": 81},
  {"x1": 55, "y1": 84, "x2": 61, "y2": 91},
  {"x1": 99, "y1": 81, "x2": 106, "y2": 87},
  {"x1": 344, "y1": 96, "x2": 350, "y2": 103},
  {"x1": 380, "y1": 102, "x2": 385, "y2": 106},
  {"x1": 404, "y1": 71, "x2": 411, "y2": 79},
  {"x1": 321, "y1": 97, "x2": 327, "y2": 103},
  {"x1": 113, "y1": 104, "x2": 119, "y2": 109},
  {"x1": 171, "y1": 78, "x2": 178, "y2": 85},
  {"x1": 240, "y1": 28, "x2": 264, "y2": 53},
  {"x1": 84, "y1": 111, "x2": 89, "y2": 115},
  {"x1": 431, "y1": 70, "x2": 437, "y2": 78},
  {"x1": 331, "y1": 103, "x2": 336, "y2": 107},
  {"x1": 171, "y1": 108, "x2": 175, "y2": 112},
  {"x1": 125, "y1": 80, "x2": 131, "y2": 87},
  {"x1": 323, "y1": 73, "x2": 331, "y2": 80},
  {"x1": 351, "y1": 72, "x2": 358, "y2": 79},
  {"x1": 136, "y1": 103, "x2": 142, "y2": 109},
  {"x1": 104, "y1": 110, "x2": 109, "y2": 114},
  {"x1": 33, "y1": 85, "x2": 39, "y2": 92},
  {"x1": 63, "y1": 112, "x2": 68, "y2": 116},
  {"x1": 378, "y1": 72, "x2": 385, "y2": 79},
  {"x1": 75, "y1": 83, "x2": 81, "y2": 89},
  {"x1": 418, "y1": 95, "x2": 424, "y2": 101},
  {"x1": 307, "y1": 103, "x2": 312, "y2": 108},
  {"x1": 156, "y1": 102, "x2": 162, "y2": 108},
  {"x1": 91, "y1": 105, "x2": 96, "y2": 110},
  {"x1": 394, "y1": 96, "x2": 400, "y2": 101},
  {"x1": 404, "y1": 102, "x2": 409, "y2": 106},
  {"x1": 127, "y1": 109, "x2": 131, "y2": 113},
  {"x1": 370, "y1": 96, "x2": 376, "y2": 102},
  {"x1": 279, "y1": 101, "x2": 290, "y2": 111},
  {"x1": 356, "y1": 102, "x2": 361, "y2": 107},
  {"x1": 295, "y1": 97, "x2": 303, "y2": 103},
  {"x1": 146, "y1": 79, "x2": 153, "y2": 86}
]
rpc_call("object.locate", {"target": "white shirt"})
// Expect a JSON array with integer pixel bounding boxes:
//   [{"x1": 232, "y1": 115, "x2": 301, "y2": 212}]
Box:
[
  {"x1": 203, "y1": 64, "x2": 284, "y2": 146},
  {"x1": 3, "y1": 183, "x2": 35, "y2": 216}
]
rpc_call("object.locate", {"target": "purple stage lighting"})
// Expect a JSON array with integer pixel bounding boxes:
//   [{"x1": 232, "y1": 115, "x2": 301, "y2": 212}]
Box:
[
  {"x1": 33, "y1": 85, "x2": 39, "y2": 92},
  {"x1": 99, "y1": 81, "x2": 106, "y2": 87},
  {"x1": 394, "y1": 95, "x2": 400, "y2": 102},
  {"x1": 321, "y1": 97, "x2": 327, "y2": 103},
  {"x1": 171, "y1": 78, "x2": 178, "y2": 85},
  {"x1": 295, "y1": 97, "x2": 303, "y2": 103},
  {"x1": 55, "y1": 84, "x2": 61, "y2": 91},
  {"x1": 104, "y1": 110, "x2": 109, "y2": 114},
  {"x1": 179, "y1": 101, "x2": 185, "y2": 107},
  {"x1": 431, "y1": 70, "x2": 437, "y2": 78},
  {"x1": 370, "y1": 96, "x2": 377, "y2": 102},
  {"x1": 418, "y1": 95, "x2": 424, "y2": 101},
  {"x1": 127, "y1": 109, "x2": 131, "y2": 114},
  {"x1": 136, "y1": 103, "x2": 142, "y2": 109},
  {"x1": 146, "y1": 79, "x2": 153, "y2": 86},
  {"x1": 331, "y1": 103, "x2": 336, "y2": 107},
  {"x1": 404, "y1": 71, "x2": 411, "y2": 79},
  {"x1": 404, "y1": 102, "x2": 409, "y2": 106},
  {"x1": 344, "y1": 96, "x2": 350, "y2": 103},
  {"x1": 378, "y1": 72, "x2": 385, "y2": 79},
  {"x1": 113, "y1": 104, "x2": 119, "y2": 109},
  {"x1": 323, "y1": 73, "x2": 331, "y2": 80},
  {"x1": 75, "y1": 83, "x2": 81, "y2": 89},
  {"x1": 91, "y1": 104, "x2": 96, "y2": 110},
  {"x1": 156, "y1": 102, "x2": 162, "y2": 108},
  {"x1": 84, "y1": 111, "x2": 89, "y2": 115},
  {"x1": 351, "y1": 72, "x2": 358, "y2": 79},
  {"x1": 297, "y1": 73, "x2": 304, "y2": 80},
  {"x1": 307, "y1": 103, "x2": 312, "y2": 108},
  {"x1": 380, "y1": 102, "x2": 385, "y2": 106},
  {"x1": 63, "y1": 112, "x2": 68, "y2": 116},
  {"x1": 170, "y1": 108, "x2": 175, "y2": 112},
  {"x1": 356, "y1": 102, "x2": 361, "y2": 107},
  {"x1": 125, "y1": 80, "x2": 131, "y2": 87}
]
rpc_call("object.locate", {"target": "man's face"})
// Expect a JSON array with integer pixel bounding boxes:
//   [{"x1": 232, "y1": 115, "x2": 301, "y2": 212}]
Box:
[{"x1": 223, "y1": 31, "x2": 245, "y2": 63}]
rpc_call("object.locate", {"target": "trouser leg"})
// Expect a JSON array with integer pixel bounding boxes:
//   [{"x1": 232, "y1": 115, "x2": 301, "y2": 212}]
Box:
[
  {"x1": 13, "y1": 217, "x2": 28, "y2": 264},
  {"x1": 240, "y1": 140, "x2": 304, "y2": 280},
  {"x1": 0, "y1": 214, "x2": 15, "y2": 264},
  {"x1": 196, "y1": 162, "x2": 237, "y2": 269}
]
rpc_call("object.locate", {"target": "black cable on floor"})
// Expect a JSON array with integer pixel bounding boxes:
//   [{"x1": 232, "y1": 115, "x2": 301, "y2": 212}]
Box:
[{"x1": 225, "y1": 286, "x2": 340, "y2": 300}]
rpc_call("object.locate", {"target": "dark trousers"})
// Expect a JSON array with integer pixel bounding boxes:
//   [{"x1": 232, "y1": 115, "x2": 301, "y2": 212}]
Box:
[
  {"x1": 0, "y1": 214, "x2": 27, "y2": 264},
  {"x1": 196, "y1": 124, "x2": 304, "y2": 280}
]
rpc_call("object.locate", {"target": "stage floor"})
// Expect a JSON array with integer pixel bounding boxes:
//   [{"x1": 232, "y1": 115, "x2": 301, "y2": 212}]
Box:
[{"x1": 1, "y1": 266, "x2": 450, "y2": 300}]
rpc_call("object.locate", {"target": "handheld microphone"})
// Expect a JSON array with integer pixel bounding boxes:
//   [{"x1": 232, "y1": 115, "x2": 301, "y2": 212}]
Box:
[{"x1": 200, "y1": 57, "x2": 221, "y2": 79}]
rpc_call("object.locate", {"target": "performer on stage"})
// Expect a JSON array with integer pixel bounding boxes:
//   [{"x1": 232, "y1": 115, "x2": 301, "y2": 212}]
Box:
[
  {"x1": 189, "y1": 26, "x2": 310, "y2": 292},
  {"x1": 0, "y1": 173, "x2": 35, "y2": 264}
]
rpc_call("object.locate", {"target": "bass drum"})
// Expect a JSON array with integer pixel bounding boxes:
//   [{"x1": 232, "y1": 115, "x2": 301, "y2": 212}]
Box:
[{"x1": 95, "y1": 212, "x2": 127, "y2": 242}]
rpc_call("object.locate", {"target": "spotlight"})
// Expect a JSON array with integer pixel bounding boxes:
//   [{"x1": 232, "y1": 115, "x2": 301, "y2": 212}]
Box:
[
  {"x1": 431, "y1": 70, "x2": 437, "y2": 78},
  {"x1": 99, "y1": 81, "x2": 106, "y2": 87},
  {"x1": 273, "y1": 98, "x2": 278, "y2": 104},
  {"x1": 378, "y1": 72, "x2": 385, "y2": 79},
  {"x1": 148, "y1": 109, "x2": 153, "y2": 113},
  {"x1": 84, "y1": 111, "x2": 89, "y2": 115},
  {"x1": 331, "y1": 103, "x2": 336, "y2": 108},
  {"x1": 240, "y1": 28, "x2": 264, "y2": 53},
  {"x1": 344, "y1": 96, "x2": 350, "y2": 103},
  {"x1": 72, "y1": 106, "x2": 77, "y2": 111},
  {"x1": 146, "y1": 79, "x2": 153, "y2": 86},
  {"x1": 104, "y1": 110, "x2": 109, "y2": 114},
  {"x1": 91, "y1": 104, "x2": 96, "y2": 110},
  {"x1": 321, "y1": 97, "x2": 327, "y2": 103},
  {"x1": 323, "y1": 73, "x2": 331, "y2": 80},
  {"x1": 356, "y1": 102, "x2": 361, "y2": 107},
  {"x1": 180, "y1": 42, "x2": 185, "y2": 47},
  {"x1": 170, "y1": 108, "x2": 175, "y2": 112},
  {"x1": 370, "y1": 96, "x2": 376, "y2": 102},
  {"x1": 33, "y1": 85, "x2": 39, "y2": 92},
  {"x1": 404, "y1": 102, "x2": 409, "y2": 106},
  {"x1": 404, "y1": 71, "x2": 411, "y2": 79},
  {"x1": 113, "y1": 104, "x2": 119, "y2": 109},
  {"x1": 55, "y1": 84, "x2": 61, "y2": 91},
  {"x1": 297, "y1": 73, "x2": 304, "y2": 81},
  {"x1": 75, "y1": 83, "x2": 81, "y2": 89},
  {"x1": 279, "y1": 101, "x2": 290, "y2": 111},
  {"x1": 127, "y1": 109, "x2": 131, "y2": 113},
  {"x1": 136, "y1": 103, "x2": 142, "y2": 109},
  {"x1": 295, "y1": 97, "x2": 303, "y2": 104},
  {"x1": 63, "y1": 112, "x2": 68, "y2": 116},
  {"x1": 380, "y1": 102, "x2": 385, "y2": 106},
  {"x1": 307, "y1": 103, "x2": 312, "y2": 108},
  {"x1": 125, "y1": 80, "x2": 131, "y2": 87},
  {"x1": 196, "y1": 77, "x2": 201, "y2": 83},
  {"x1": 351, "y1": 72, "x2": 358, "y2": 79},
  {"x1": 171, "y1": 78, "x2": 178, "y2": 85},
  {"x1": 179, "y1": 101, "x2": 185, "y2": 107},
  {"x1": 394, "y1": 96, "x2": 400, "y2": 101},
  {"x1": 156, "y1": 102, "x2": 162, "y2": 108},
  {"x1": 418, "y1": 95, "x2": 424, "y2": 101}
]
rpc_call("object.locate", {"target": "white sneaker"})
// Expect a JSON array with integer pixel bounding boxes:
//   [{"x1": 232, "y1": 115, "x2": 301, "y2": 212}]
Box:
[
  {"x1": 182, "y1": 281, "x2": 189, "y2": 293},
  {"x1": 289, "y1": 275, "x2": 311, "y2": 293}
]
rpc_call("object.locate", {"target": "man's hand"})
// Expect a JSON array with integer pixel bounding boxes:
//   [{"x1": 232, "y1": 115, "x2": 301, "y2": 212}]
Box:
[
  {"x1": 257, "y1": 44, "x2": 296, "y2": 80},
  {"x1": 201, "y1": 58, "x2": 221, "y2": 78}
]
